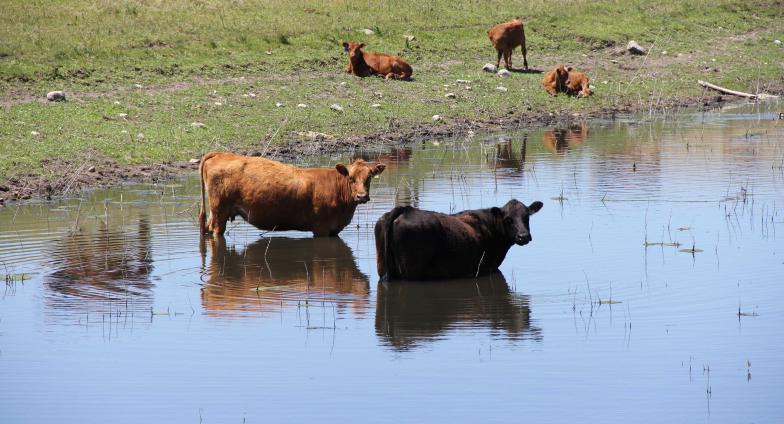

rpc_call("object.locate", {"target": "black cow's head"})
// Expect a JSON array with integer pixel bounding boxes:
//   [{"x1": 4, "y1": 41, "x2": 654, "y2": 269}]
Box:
[
  {"x1": 336, "y1": 159, "x2": 386, "y2": 204},
  {"x1": 493, "y1": 199, "x2": 543, "y2": 245}
]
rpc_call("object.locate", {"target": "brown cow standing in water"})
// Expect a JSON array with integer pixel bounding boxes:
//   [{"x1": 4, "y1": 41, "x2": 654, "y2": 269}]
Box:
[
  {"x1": 374, "y1": 199, "x2": 543, "y2": 281},
  {"x1": 343, "y1": 41, "x2": 413, "y2": 80},
  {"x1": 542, "y1": 64, "x2": 569, "y2": 96},
  {"x1": 199, "y1": 152, "x2": 385, "y2": 237},
  {"x1": 487, "y1": 18, "x2": 529, "y2": 70}
]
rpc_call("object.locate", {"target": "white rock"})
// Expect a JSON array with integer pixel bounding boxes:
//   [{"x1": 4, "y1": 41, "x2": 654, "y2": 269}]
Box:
[
  {"x1": 275, "y1": 102, "x2": 284, "y2": 108},
  {"x1": 602, "y1": 80, "x2": 608, "y2": 84},
  {"x1": 482, "y1": 63, "x2": 497, "y2": 73},
  {"x1": 121, "y1": 130, "x2": 129, "y2": 134},
  {"x1": 191, "y1": 122, "x2": 206, "y2": 128},
  {"x1": 113, "y1": 101, "x2": 121, "y2": 105},
  {"x1": 248, "y1": 93, "x2": 256, "y2": 98},
  {"x1": 661, "y1": 50, "x2": 668, "y2": 55},
  {"x1": 371, "y1": 103, "x2": 381, "y2": 108},
  {"x1": 456, "y1": 79, "x2": 471, "y2": 84},
  {"x1": 374, "y1": 92, "x2": 383, "y2": 98},
  {"x1": 432, "y1": 115, "x2": 441, "y2": 121},
  {"x1": 189, "y1": 158, "x2": 200, "y2": 164},
  {"x1": 134, "y1": 84, "x2": 143, "y2": 89},
  {"x1": 214, "y1": 102, "x2": 222, "y2": 106},
  {"x1": 242, "y1": 94, "x2": 249, "y2": 98},
  {"x1": 443, "y1": 84, "x2": 451, "y2": 87},
  {"x1": 403, "y1": 35, "x2": 416, "y2": 42},
  {"x1": 297, "y1": 103, "x2": 308, "y2": 108},
  {"x1": 340, "y1": 82, "x2": 346, "y2": 86},
  {"x1": 497, "y1": 69, "x2": 511, "y2": 77},
  {"x1": 467, "y1": 130, "x2": 475, "y2": 137},
  {"x1": 330, "y1": 104, "x2": 344, "y2": 112},
  {"x1": 136, "y1": 133, "x2": 145, "y2": 141},
  {"x1": 775, "y1": 40, "x2": 782, "y2": 45},
  {"x1": 30, "y1": 131, "x2": 40, "y2": 136},
  {"x1": 362, "y1": 28, "x2": 375, "y2": 35},
  {"x1": 119, "y1": 113, "x2": 128, "y2": 119},
  {"x1": 445, "y1": 93, "x2": 456, "y2": 98},
  {"x1": 46, "y1": 91, "x2": 66, "y2": 102},
  {"x1": 465, "y1": 86, "x2": 472, "y2": 90},
  {"x1": 627, "y1": 40, "x2": 646, "y2": 55},
  {"x1": 496, "y1": 86, "x2": 508, "y2": 92}
]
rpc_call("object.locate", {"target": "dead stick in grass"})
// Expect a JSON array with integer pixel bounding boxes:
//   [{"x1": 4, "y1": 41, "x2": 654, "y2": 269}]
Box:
[{"x1": 697, "y1": 80, "x2": 779, "y2": 100}]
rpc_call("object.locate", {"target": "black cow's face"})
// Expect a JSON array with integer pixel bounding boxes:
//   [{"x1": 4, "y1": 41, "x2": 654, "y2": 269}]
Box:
[
  {"x1": 336, "y1": 159, "x2": 386, "y2": 204},
  {"x1": 495, "y1": 199, "x2": 543, "y2": 245}
]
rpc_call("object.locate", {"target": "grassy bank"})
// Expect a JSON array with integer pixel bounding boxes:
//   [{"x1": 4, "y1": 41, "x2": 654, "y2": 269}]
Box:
[{"x1": 1, "y1": 0, "x2": 783, "y2": 196}]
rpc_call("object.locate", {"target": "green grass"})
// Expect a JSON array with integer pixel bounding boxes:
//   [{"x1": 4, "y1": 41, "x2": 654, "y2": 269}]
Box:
[{"x1": 1, "y1": 0, "x2": 783, "y2": 180}]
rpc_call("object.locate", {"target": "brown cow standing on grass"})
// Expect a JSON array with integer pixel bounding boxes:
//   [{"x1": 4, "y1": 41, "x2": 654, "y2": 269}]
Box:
[
  {"x1": 565, "y1": 69, "x2": 592, "y2": 97},
  {"x1": 487, "y1": 18, "x2": 529, "y2": 70},
  {"x1": 374, "y1": 199, "x2": 543, "y2": 281},
  {"x1": 343, "y1": 41, "x2": 413, "y2": 80},
  {"x1": 542, "y1": 64, "x2": 569, "y2": 96},
  {"x1": 199, "y1": 152, "x2": 385, "y2": 237}
]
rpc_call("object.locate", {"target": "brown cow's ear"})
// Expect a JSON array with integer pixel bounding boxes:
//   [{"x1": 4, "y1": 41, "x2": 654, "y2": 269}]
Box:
[
  {"x1": 342, "y1": 42, "x2": 349, "y2": 51},
  {"x1": 336, "y1": 163, "x2": 349, "y2": 176},
  {"x1": 566, "y1": 66, "x2": 573, "y2": 72},
  {"x1": 358, "y1": 43, "x2": 365, "y2": 48},
  {"x1": 528, "y1": 201, "x2": 543, "y2": 214},
  {"x1": 372, "y1": 163, "x2": 386, "y2": 175}
]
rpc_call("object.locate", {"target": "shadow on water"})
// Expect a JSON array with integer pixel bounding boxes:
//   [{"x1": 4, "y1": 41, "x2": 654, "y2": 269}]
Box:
[
  {"x1": 43, "y1": 215, "x2": 154, "y2": 319},
  {"x1": 200, "y1": 236, "x2": 371, "y2": 317},
  {"x1": 375, "y1": 272, "x2": 541, "y2": 351}
]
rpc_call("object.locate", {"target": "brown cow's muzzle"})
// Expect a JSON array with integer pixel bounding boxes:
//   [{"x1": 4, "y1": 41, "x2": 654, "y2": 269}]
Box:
[{"x1": 355, "y1": 194, "x2": 370, "y2": 204}]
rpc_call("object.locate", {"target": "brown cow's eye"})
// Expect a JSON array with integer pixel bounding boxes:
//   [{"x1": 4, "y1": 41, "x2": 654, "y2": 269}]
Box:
[{"x1": 349, "y1": 177, "x2": 356, "y2": 183}]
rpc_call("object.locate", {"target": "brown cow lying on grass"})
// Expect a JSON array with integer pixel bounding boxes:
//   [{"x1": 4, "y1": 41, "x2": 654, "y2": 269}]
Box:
[
  {"x1": 374, "y1": 199, "x2": 543, "y2": 281},
  {"x1": 542, "y1": 64, "x2": 569, "y2": 96},
  {"x1": 565, "y1": 70, "x2": 592, "y2": 97},
  {"x1": 487, "y1": 18, "x2": 529, "y2": 70},
  {"x1": 343, "y1": 41, "x2": 413, "y2": 80},
  {"x1": 199, "y1": 152, "x2": 385, "y2": 237}
]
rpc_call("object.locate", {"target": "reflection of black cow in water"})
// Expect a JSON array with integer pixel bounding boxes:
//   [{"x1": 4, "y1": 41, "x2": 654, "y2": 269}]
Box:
[
  {"x1": 375, "y1": 273, "x2": 541, "y2": 350},
  {"x1": 44, "y1": 217, "x2": 154, "y2": 314},
  {"x1": 201, "y1": 236, "x2": 370, "y2": 316},
  {"x1": 542, "y1": 123, "x2": 589, "y2": 154}
]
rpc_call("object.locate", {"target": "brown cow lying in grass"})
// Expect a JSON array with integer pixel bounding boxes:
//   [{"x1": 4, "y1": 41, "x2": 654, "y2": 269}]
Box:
[
  {"x1": 487, "y1": 18, "x2": 529, "y2": 70},
  {"x1": 374, "y1": 199, "x2": 543, "y2": 281},
  {"x1": 565, "y1": 69, "x2": 592, "y2": 97},
  {"x1": 542, "y1": 64, "x2": 569, "y2": 96},
  {"x1": 199, "y1": 152, "x2": 385, "y2": 237},
  {"x1": 343, "y1": 41, "x2": 413, "y2": 80}
]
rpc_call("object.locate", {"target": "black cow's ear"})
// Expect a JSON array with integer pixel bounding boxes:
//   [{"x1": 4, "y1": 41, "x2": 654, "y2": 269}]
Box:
[
  {"x1": 491, "y1": 207, "x2": 503, "y2": 218},
  {"x1": 528, "y1": 201, "x2": 543, "y2": 214},
  {"x1": 373, "y1": 163, "x2": 386, "y2": 175},
  {"x1": 336, "y1": 163, "x2": 349, "y2": 176}
]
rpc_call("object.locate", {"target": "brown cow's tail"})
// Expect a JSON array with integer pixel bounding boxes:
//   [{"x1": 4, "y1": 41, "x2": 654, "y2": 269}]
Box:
[
  {"x1": 198, "y1": 151, "x2": 219, "y2": 235},
  {"x1": 379, "y1": 206, "x2": 408, "y2": 282}
]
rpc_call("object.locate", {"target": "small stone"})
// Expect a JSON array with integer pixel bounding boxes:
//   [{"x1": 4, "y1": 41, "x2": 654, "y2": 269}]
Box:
[
  {"x1": 602, "y1": 80, "x2": 608, "y2": 84},
  {"x1": 456, "y1": 79, "x2": 471, "y2": 84},
  {"x1": 465, "y1": 86, "x2": 472, "y2": 90},
  {"x1": 248, "y1": 93, "x2": 256, "y2": 98},
  {"x1": 445, "y1": 93, "x2": 456, "y2": 98},
  {"x1": 88, "y1": 166, "x2": 96, "y2": 173},
  {"x1": 121, "y1": 130, "x2": 129, "y2": 134},
  {"x1": 432, "y1": 115, "x2": 441, "y2": 121},
  {"x1": 189, "y1": 158, "x2": 200, "y2": 164},
  {"x1": 374, "y1": 92, "x2": 383, "y2": 98},
  {"x1": 403, "y1": 35, "x2": 415, "y2": 42},
  {"x1": 482, "y1": 63, "x2": 497, "y2": 73},
  {"x1": 371, "y1": 103, "x2": 381, "y2": 108},
  {"x1": 119, "y1": 113, "x2": 128, "y2": 119},
  {"x1": 497, "y1": 69, "x2": 511, "y2": 77},
  {"x1": 275, "y1": 102, "x2": 284, "y2": 108},
  {"x1": 330, "y1": 104, "x2": 344, "y2": 112},
  {"x1": 774, "y1": 40, "x2": 781, "y2": 45},
  {"x1": 361, "y1": 28, "x2": 375, "y2": 35},
  {"x1": 136, "y1": 133, "x2": 145, "y2": 141},
  {"x1": 214, "y1": 102, "x2": 222, "y2": 106},
  {"x1": 627, "y1": 40, "x2": 646, "y2": 55},
  {"x1": 297, "y1": 103, "x2": 308, "y2": 108},
  {"x1": 443, "y1": 84, "x2": 451, "y2": 87},
  {"x1": 30, "y1": 131, "x2": 40, "y2": 136},
  {"x1": 46, "y1": 91, "x2": 66, "y2": 102},
  {"x1": 134, "y1": 84, "x2": 143, "y2": 88},
  {"x1": 113, "y1": 101, "x2": 121, "y2": 105},
  {"x1": 661, "y1": 50, "x2": 668, "y2": 55},
  {"x1": 266, "y1": 50, "x2": 272, "y2": 55},
  {"x1": 191, "y1": 122, "x2": 206, "y2": 128},
  {"x1": 340, "y1": 82, "x2": 346, "y2": 86},
  {"x1": 496, "y1": 86, "x2": 508, "y2": 92}
]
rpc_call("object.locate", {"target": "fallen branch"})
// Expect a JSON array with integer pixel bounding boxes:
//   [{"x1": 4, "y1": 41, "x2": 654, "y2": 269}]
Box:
[{"x1": 698, "y1": 80, "x2": 779, "y2": 100}]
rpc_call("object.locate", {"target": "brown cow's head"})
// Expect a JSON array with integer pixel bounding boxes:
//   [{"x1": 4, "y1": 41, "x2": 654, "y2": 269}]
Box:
[
  {"x1": 342, "y1": 41, "x2": 365, "y2": 61},
  {"x1": 336, "y1": 159, "x2": 386, "y2": 204},
  {"x1": 492, "y1": 199, "x2": 543, "y2": 246},
  {"x1": 555, "y1": 65, "x2": 569, "y2": 90}
]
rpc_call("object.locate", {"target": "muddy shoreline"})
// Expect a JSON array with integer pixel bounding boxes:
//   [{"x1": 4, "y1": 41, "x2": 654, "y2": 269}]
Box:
[{"x1": 0, "y1": 93, "x2": 754, "y2": 205}]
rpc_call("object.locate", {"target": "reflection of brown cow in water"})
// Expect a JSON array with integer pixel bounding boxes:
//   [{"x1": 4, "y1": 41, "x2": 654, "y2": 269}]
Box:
[
  {"x1": 542, "y1": 123, "x2": 589, "y2": 154},
  {"x1": 375, "y1": 273, "x2": 541, "y2": 350},
  {"x1": 44, "y1": 216, "x2": 154, "y2": 314},
  {"x1": 201, "y1": 236, "x2": 370, "y2": 317}
]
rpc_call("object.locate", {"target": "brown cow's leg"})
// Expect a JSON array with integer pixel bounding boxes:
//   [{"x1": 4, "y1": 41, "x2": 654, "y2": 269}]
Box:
[
  {"x1": 504, "y1": 49, "x2": 512, "y2": 70},
  {"x1": 495, "y1": 49, "x2": 502, "y2": 69},
  {"x1": 521, "y1": 45, "x2": 529, "y2": 70},
  {"x1": 207, "y1": 207, "x2": 230, "y2": 236}
]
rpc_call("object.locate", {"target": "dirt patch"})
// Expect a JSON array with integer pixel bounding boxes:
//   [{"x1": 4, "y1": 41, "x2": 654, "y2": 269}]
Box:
[{"x1": 0, "y1": 91, "x2": 759, "y2": 206}]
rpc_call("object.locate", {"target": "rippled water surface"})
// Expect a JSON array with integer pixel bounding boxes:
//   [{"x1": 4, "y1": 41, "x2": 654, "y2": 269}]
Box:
[{"x1": 1, "y1": 103, "x2": 783, "y2": 423}]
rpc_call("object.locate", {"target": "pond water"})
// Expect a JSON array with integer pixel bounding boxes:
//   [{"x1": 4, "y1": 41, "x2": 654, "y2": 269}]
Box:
[{"x1": 1, "y1": 103, "x2": 783, "y2": 423}]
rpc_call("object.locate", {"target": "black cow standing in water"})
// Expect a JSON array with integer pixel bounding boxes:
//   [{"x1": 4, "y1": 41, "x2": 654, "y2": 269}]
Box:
[{"x1": 374, "y1": 199, "x2": 543, "y2": 281}]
